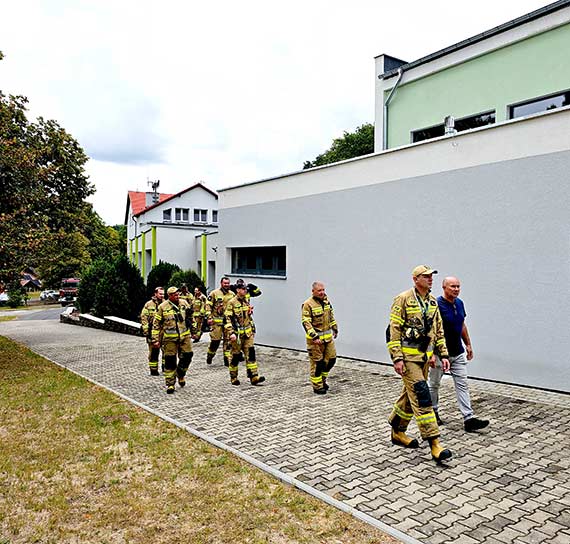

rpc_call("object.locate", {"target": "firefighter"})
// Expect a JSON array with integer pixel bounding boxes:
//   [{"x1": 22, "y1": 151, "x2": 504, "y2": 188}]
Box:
[
  {"x1": 205, "y1": 277, "x2": 234, "y2": 365},
  {"x1": 192, "y1": 286, "x2": 207, "y2": 341},
  {"x1": 140, "y1": 286, "x2": 164, "y2": 375},
  {"x1": 151, "y1": 286, "x2": 195, "y2": 394},
  {"x1": 179, "y1": 283, "x2": 194, "y2": 305},
  {"x1": 301, "y1": 281, "x2": 338, "y2": 395},
  {"x1": 387, "y1": 265, "x2": 452, "y2": 463},
  {"x1": 225, "y1": 280, "x2": 265, "y2": 385}
]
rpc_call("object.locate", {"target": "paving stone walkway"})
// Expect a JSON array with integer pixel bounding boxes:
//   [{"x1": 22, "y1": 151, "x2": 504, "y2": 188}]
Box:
[{"x1": 3, "y1": 314, "x2": 570, "y2": 544}]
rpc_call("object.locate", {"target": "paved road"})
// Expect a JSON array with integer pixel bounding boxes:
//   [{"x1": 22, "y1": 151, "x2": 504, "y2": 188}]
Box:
[{"x1": 2, "y1": 312, "x2": 570, "y2": 544}]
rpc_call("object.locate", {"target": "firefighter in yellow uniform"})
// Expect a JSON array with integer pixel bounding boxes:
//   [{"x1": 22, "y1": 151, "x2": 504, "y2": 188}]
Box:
[
  {"x1": 225, "y1": 279, "x2": 266, "y2": 385},
  {"x1": 140, "y1": 286, "x2": 164, "y2": 376},
  {"x1": 387, "y1": 265, "x2": 452, "y2": 463},
  {"x1": 205, "y1": 277, "x2": 234, "y2": 366},
  {"x1": 301, "y1": 281, "x2": 338, "y2": 395},
  {"x1": 192, "y1": 286, "x2": 207, "y2": 341},
  {"x1": 152, "y1": 286, "x2": 195, "y2": 394},
  {"x1": 179, "y1": 284, "x2": 194, "y2": 305}
]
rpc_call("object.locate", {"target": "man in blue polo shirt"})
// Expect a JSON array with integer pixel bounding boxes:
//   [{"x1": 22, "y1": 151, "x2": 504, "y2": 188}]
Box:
[{"x1": 428, "y1": 276, "x2": 489, "y2": 432}]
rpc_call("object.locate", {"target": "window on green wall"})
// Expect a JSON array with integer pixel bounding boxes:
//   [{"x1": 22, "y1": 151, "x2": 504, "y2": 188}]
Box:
[
  {"x1": 509, "y1": 90, "x2": 570, "y2": 119},
  {"x1": 231, "y1": 246, "x2": 286, "y2": 276},
  {"x1": 412, "y1": 111, "x2": 495, "y2": 143}
]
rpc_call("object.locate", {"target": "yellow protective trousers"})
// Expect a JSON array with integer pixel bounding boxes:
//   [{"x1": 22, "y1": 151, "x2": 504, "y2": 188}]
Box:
[
  {"x1": 389, "y1": 360, "x2": 439, "y2": 439},
  {"x1": 162, "y1": 335, "x2": 193, "y2": 388},
  {"x1": 307, "y1": 340, "x2": 337, "y2": 392},
  {"x1": 229, "y1": 335, "x2": 260, "y2": 382}
]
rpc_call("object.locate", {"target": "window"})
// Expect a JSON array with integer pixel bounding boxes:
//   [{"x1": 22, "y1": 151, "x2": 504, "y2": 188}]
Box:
[
  {"x1": 509, "y1": 90, "x2": 570, "y2": 119},
  {"x1": 231, "y1": 246, "x2": 286, "y2": 276},
  {"x1": 175, "y1": 208, "x2": 189, "y2": 222},
  {"x1": 412, "y1": 111, "x2": 495, "y2": 143},
  {"x1": 194, "y1": 209, "x2": 207, "y2": 222},
  {"x1": 212, "y1": 210, "x2": 218, "y2": 223},
  {"x1": 163, "y1": 209, "x2": 172, "y2": 222}
]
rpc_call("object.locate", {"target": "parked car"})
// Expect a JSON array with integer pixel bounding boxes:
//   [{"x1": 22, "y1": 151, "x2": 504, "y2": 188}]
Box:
[{"x1": 40, "y1": 289, "x2": 59, "y2": 302}]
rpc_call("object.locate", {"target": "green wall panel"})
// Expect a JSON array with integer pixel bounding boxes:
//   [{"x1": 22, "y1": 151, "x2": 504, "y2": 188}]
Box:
[{"x1": 386, "y1": 23, "x2": 570, "y2": 148}]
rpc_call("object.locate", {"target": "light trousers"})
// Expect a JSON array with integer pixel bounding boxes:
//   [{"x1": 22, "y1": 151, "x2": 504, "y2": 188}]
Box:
[{"x1": 429, "y1": 352, "x2": 474, "y2": 421}]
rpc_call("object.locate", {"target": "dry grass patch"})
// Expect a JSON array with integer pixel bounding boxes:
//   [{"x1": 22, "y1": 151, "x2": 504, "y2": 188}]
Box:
[{"x1": 0, "y1": 336, "x2": 399, "y2": 544}]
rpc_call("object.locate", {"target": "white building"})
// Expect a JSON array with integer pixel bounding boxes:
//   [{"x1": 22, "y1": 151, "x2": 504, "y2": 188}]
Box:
[
  {"x1": 125, "y1": 183, "x2": 219, "y2": 289},
  {"x1": 217, "y1": 2, "x2": 570, "y2": 392}
]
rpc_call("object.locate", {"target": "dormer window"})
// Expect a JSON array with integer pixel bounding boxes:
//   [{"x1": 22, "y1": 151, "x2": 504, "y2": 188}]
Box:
[{"x1": 194, "y1": 209, "x2": 207, "y2": 222}]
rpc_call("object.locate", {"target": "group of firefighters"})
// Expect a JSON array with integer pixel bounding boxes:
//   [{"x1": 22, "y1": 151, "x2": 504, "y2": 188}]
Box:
[
  {"x1": 141, "y1": 266, "x2": 488, "y2": 464},
  {"x1": 140, "y1": 277, "x2": 264, "y2": 395}
]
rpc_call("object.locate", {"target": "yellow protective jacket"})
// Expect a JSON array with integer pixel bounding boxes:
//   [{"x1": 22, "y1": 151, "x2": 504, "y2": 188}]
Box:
[
  {"x1": 224, "y1": 295, "x2": 254, "y2": 338},
  {"x1": 179, "y1": 292, "x2": 194, "y2": 305},
  {"x1": 140, "y1": 297, "x2": 161, "y2": 337},
  {"x1": 387, "y1": 288, "x2": 448, "y2": 363},
  {"x1": 301, "y1": 296, "x2": 338, "y2": 342},
  {"x1": 151, "y1": 299, "x2": 193, "y2": 343},
  {"x1": 192, "y1": 293, "x2": 207, "y2": 319},
  {"x1": 206, "y1": 288, "x2": 234, "y2": 328}
]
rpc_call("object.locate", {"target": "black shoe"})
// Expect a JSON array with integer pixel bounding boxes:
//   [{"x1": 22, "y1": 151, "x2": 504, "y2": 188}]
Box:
[
  {"x1": 435, "y1": 410, "x2": 444, "y2": 426},
  {"x1": 231, "y1": 379, "x2": 240, "y2": 386},
  {"x1": 150, "y1": 369, "x2": 159, "y2": 376},
  {"x1": 313, "y1": 388, "x2": 327, "y2": 395},
  {"x1": 178, "y1": 379, "x2": 186, "y2": 388},
  {"x1": 464, "y1": 417, "x2": 489, "y2": 432},
  {"x1": 206, "y1": 357, "x2": 213, "y2": 365},
  {"x1": 166, "y1": 386, "x2": 175, "y2": 394},
  {"x1": 323, "y1": 382, "x2": 330, "y2": 391},
  {"x1": 251, "y1": 375, "x2": 265, "y2": 385}
]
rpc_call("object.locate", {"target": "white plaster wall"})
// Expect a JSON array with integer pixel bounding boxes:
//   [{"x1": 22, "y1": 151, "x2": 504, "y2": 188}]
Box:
[{"x1": 218, "y1": 111, "x2": 570, "y2": 392}]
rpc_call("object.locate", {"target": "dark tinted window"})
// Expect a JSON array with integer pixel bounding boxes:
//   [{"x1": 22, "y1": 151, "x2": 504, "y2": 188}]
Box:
[{"x1": 509, "y1": 91, "x2": 570, "y2": 119}]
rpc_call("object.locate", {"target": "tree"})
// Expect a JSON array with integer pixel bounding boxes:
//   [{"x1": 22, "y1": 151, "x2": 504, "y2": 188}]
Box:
[
  {"x1": 77, "y1": 255, "x2": 146, "y2": 321},
  {"x1": 146, "y1": 261, "x2": 181, "y2": 296},
  {"x1": 303, "y1": 123, "x2": 374, "y2": 169},
  {"x1": 169, "y1": 269, "x2": 206, "y2": 293},
  {"x1": 0, "y1": 71, "x2": 94, "y2": 284}
]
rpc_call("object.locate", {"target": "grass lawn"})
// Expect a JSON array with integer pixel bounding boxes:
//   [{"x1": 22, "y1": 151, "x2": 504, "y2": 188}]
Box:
[{"x1": 0, "y1": 336, "x2": 399, "y2": 544}]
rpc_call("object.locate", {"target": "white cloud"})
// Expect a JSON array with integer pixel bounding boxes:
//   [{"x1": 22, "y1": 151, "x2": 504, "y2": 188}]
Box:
[{"x1": 0, "y1": 0, "x2": 552, "y2": 224}]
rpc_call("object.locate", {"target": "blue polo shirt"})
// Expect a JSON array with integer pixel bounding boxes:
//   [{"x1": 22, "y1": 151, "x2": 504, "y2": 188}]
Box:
[{"x1": 437, "y1": 296, "x2": 466, "y2": 357}]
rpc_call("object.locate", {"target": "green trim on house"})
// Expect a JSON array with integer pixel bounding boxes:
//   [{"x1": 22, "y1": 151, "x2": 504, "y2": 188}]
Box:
[
  {"x1": 141, "y1": 231, "x2": 146, "y2": 278},
  {"x1": 129, "y1": 239, "x2": 133, "y2": 263},
  {"x1": 152, "y1": 227, "x2": 157, "y2": 268},
  {"x1": 135, "y1": 236, "x2": 139, "y2": 269},
  {"x1": 201, "y1": 233, "x2": 207, "y2": 284},
  {"x1": 386, "y1": 23, "x2": 570, "y2": 148}
]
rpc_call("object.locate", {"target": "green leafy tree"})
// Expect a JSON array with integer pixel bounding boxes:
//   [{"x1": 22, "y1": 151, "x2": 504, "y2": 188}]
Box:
[
  {"x1": 0, "y1": 57, "x2": 94, "y2": 284},
  {"x1": 169, "y1": 269, "x2": 206, "y2": 293},
  {"x1": 146, "y1": 261, "x2": 181, "y2": 297},
  {"x1": 303, "y1": 123, "x2": 374, "y2": 169},
  {"x1": 36, "y1": 230, "x2": 91, "y2": 288}
]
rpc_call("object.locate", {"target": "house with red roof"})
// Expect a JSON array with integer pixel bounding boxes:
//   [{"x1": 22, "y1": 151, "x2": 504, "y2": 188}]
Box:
[{"x1": 125, "y1": 182, "x2": 218, "y2": 288}]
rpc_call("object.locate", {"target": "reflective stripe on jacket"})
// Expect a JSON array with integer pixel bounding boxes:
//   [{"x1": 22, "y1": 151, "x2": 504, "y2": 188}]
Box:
[
  {"x1": 301, "y1": 296, "x2": 338, "y2": 341},
  {"x1": 151, "y1": 299, "x2": 192, "y2": 343},
  {"x1": 387, "y1": 288, "x2": 448, "y2": 363}
]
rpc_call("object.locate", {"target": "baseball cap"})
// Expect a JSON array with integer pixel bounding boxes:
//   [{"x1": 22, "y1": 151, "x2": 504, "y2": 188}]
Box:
[
  {"x1": 412, "y1": 265, "x2": 438, "y2": 277},
  {"x1": 167, "y1": 286, "x2": 179, "y2": 295}
]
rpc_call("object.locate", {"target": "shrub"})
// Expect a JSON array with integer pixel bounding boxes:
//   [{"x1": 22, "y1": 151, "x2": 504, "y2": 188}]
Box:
[
  {"x1": 78, "y1": 255, "x2": 146, "y2": 320},
  {"x1": 146, "y1": 261, "x2": 180, "y2": 297},
  {"x1": 168, "y1": 269, "x2": 206, "y2": 294}
]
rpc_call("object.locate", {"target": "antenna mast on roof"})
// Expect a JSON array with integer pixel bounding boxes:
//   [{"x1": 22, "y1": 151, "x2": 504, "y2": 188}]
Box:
[{"x1": 147, "y1": 179, "x2": 160, "y2": 204}]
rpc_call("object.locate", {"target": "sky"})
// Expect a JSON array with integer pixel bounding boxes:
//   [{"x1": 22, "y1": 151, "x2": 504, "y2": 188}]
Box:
[{"x1": 0, "y1": 0, "x2": 552, "y2": 225}]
